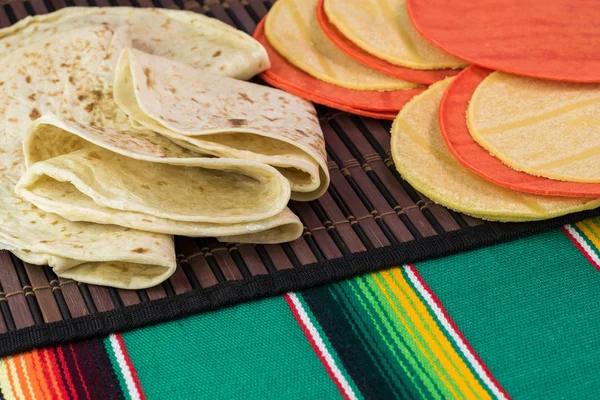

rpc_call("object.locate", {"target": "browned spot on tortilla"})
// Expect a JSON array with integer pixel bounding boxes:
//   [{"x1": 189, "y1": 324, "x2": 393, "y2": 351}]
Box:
[
  {"x1": 39, "y1": 213, "x2": 46, "y2": 218},
  {"x1": 157, "y1": 181, "x2": 167, "y2": 186},
  {"x1": 238, "y1": 93, "x2": 254, "y2": 103},
  {"x1": 167, "y1": 87, "x2": 176, "y2": 94},
  {"x1": 68, "y1": 76, "x2": 76, "y2": 84},
  {"x1": 262, "y1": 115, "x2": 279, "y2": 122},
  {"x1": 28, "y1": 94, "x2": 36, "y2": 101},
  {"x1": 30, "y1": 221, "x2": 36, "y2": 224},
  {"x1": 142, "y1": 219, "x2": 153, "y2": 222},
  {"x1": 143, "y1": 67, "x2": 153, "y2": 88},
  {"x1": 25, "y1": 76, "x2": 31, "y2": 83},
  {"x1": 29, "y1": 108, "x2": 41, "y2": 120},
  {"x1": 228, "y1": 119, "x2": 247, "y2": 127},
  {"x1": 212, "y1": 50, "x2": 222, "y2": 57},
  {"x1": 161, "y1": 19, "x2": 171, "y2": 29},
  {"x1": 295, "y1": 129, "x2": 306, "y2": 136},
  {"x1": 131, "y1": 247, "x2": 149, "y2": 254},
  {"x1": 51, "y1": 221, "x2": 59, "y2": 225},
  {"x1": 39, "y1": 240, "x2": 49, "y2": 243},
  {"x1": 73, "y1": 244, "x2": 83, "y2": 248},
  {"x1": 60, "y1": 63, "x2": 70, "y2": 68},
  {"x1": 78, "y1": 94, "x2": 87, "y2": 101},
  {"x1": 166, "y1": 118, "x2": 179, "y2": 123},
  {"x1": 219, "y1": 65, "x2": 226, "y2": 71},
  {"x1": 140, "y1": 184, "x2": 150, "y2": 190},
  {"x1": 84, "y1": 103, "x2": 94, "y2": 112},
  {"x1": 124, "y1": 228, "x2": 131, "y2": 231},
  {"x1": 91, "y1": 90, "x2": 103, "y2": 100},
  {"x1": 65, "y1": 233, "x2": 72, "y2": 238}
]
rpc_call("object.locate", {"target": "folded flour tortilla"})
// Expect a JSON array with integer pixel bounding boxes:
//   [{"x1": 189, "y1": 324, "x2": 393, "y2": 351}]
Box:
[
  {"x1": 114, "y1": 48, "x2": 329, "y2": 201},
  {"x1": 4, "y1": 25, "x2": 299, "y2": 288},
  {"x1": 0, "y1": 6, "x2": 269, "y2": 80}
]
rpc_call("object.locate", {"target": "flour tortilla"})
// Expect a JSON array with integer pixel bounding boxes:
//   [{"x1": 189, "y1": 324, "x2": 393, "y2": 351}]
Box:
[
  {"x1": 265, "y1": 0, "x2": 418, "y2": 91},
  {"x1": 0, "y1": 6, "x2": 269, "y2": 80},
  {"x1": 391, "y1": 78, "x2": 600, "y2": 221},
  {"x1": 3, "y1": 26, "x2": 293, "y2": 289},
  {"x1": 468, "y1": 71, "x2": 600, "y2": 183},
  {"x1": 114, "y1": 48, "x2": 328, "y2": 201},
  {"x1": 324, "y1": 0, "x2": 466, "y2": 70}
]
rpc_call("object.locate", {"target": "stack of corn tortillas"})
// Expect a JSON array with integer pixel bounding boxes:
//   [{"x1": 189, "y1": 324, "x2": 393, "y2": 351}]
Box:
[
  {"x1": 0, "y1": 7, "x2": 329, "y2": 289},
  {"x1": 252, "y1": 0, "x2": 467, "y2": 120},
  {"x1": 387, "y1": 0, "x2": 600, "y2": 223}
]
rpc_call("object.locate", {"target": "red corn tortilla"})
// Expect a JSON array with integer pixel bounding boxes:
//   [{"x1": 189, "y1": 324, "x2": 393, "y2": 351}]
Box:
[
  {"x1": 439, "y1": 65, "x2": 600, "y2": 197},
  {"x1": 408, "y1": 0, "x2": 600, "y2": 82},
  {"x1": 253, "y1": 17, "x2": 423, "y2": 119},
  {"x1": 317, "y1": 0, "x2": 459, "y2": 85}
]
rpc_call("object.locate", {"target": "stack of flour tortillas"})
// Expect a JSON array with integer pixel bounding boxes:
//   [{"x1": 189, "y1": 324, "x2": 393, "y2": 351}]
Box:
[
  {"x1": 391, "y1": 0, "x2": 600, "y2": 222},
  {"x1": 0, "y1": 7, "x2": 329, "y2": 289}
]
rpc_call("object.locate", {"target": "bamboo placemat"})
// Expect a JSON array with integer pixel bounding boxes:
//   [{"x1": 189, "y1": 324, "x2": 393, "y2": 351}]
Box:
[{"x1": 0, "y1": 0, "x2": 598, "y2": 357}]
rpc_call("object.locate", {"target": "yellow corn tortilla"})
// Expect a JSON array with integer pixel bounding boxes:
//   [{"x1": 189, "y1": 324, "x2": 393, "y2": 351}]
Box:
[
  {"x1": 468, "y1": 71, "x2": 600, "y2": 183},
  {"x1": 391, "y1": 78, "x2": 600, "y2": 221},
  {"x1": 324, "y1": 0, "x2": 466, "y2": 70},
  {"x1": 265, "y1": 0, "x2": 418, "y2": 91}
]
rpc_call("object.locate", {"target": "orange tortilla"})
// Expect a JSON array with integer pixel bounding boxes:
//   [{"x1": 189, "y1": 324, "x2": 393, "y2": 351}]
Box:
[
  {"x1": 317, "y1": 0, "x2": 459, "y2": 85},
  {"x1": 253, "y1": 17, "x2": 423, "y2": 119},
  {"x1": 439, "y1": 66, "x2": 600, "y2": 197},
  {"x1": 408, "y1": 0, "x2": 600, "y2": 82}
]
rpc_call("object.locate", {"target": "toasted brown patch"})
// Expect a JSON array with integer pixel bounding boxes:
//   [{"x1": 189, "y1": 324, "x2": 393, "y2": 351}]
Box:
[
  {"x1": 143, "y1": 67, "x2": 152, "y2": 88},
  {"x1": 157, "y1": 181, "x2": 167, "y2": 186},
  {"x1": 84, "y1": 103, "x2": 95, "y2": 113},
  {"x1": 140, "y1": 184, "x2": 150, "y2": 190},
  {"x1": 219, "y1": 65, "x2": 226, "y2": 71},
  {"x1": 131, "y1": 247, "x2": 149, "y2": 254},
  {"x1": 238, "y1": 93, "x2": 254, "y2": 104},
  {"x1": 78, "y1": 94, "x2": 87, "y2": 101},
  {"x1": 25, "y1": 75, "x2": 31, "y2": 83},
  {"x1": 51, "y1": 221, "x2": 59, "y2": 225},
  {"x1": 29, "y1": 108, "x2": 41, "y2": 121},
  {"x1": 28, "y1": 94, "x2": 36, "y2": 101},
  {"x1": 73, "y1": 244, "x2": 83, "y2": 248},
  {"x1": 212, "y1": 50, "x2": 222, "y2": 57},
  {"x1": 39, "y1": 213, "x2": 46, "y2": 219},
  {"x1": 68, "y1": 76, "x2": 75, "y2": 84},
  {"x1": 142, "y1": 219, "x2": 153, "y2": 222},
  {"x1": 262, "y1": 115, "x2": 279, "y2": 122},
  {"x1": 167, "y1": 87, "x2": 177, "y2": 94},
  {"x1": 295, "y1": 129, "x2": 306, "y2": 136},
  {"x1": 228, "y1": 119, "x2": 247, "y2": 127}
]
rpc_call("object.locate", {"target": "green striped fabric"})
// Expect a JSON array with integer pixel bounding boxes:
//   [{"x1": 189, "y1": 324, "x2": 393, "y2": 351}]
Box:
[{"x1": 3, "y1": 217, "x2": 600, "y2": 399}]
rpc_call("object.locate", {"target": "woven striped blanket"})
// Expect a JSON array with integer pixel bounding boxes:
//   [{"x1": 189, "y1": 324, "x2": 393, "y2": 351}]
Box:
[{"x1": 1, "y1": 218, "x2": 599, "y2": 399}]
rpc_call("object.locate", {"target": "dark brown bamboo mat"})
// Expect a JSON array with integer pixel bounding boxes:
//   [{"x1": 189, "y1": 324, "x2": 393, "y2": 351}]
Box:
[{"x1": 0, "y1": 0, "x2": 599, "y2": 357}]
